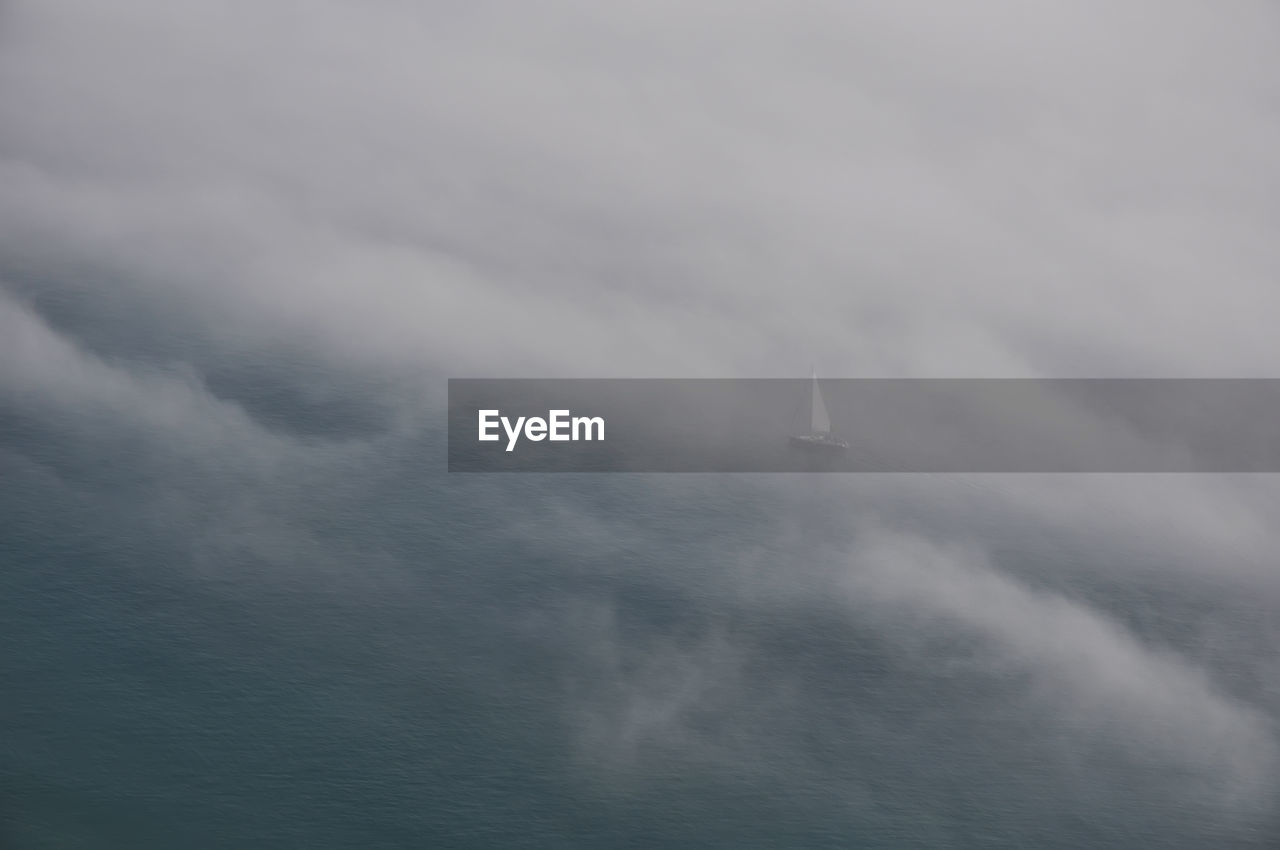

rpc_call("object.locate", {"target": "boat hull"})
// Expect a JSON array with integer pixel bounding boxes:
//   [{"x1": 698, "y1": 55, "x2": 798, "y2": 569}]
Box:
[{"x1": 788, "y1": 434, "x2": 849, "y2": 452}]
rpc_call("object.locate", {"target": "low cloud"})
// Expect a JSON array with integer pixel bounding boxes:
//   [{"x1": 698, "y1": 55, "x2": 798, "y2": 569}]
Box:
[
  {"x1": 5, "y1": 0, "x2": 1280, "y2": 843},
  {"x1": 841, "y1": 529, "x2": 1276, "y2": 804}
]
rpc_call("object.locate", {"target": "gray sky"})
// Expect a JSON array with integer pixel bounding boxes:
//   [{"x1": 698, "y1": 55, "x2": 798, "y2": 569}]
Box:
[{"x1": 4, "y1": 0, "x2": 1279, "y2": 379}]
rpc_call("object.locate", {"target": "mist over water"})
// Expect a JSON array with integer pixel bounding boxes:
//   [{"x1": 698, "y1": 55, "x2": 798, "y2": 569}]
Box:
[
  {"x1": 4, "y1": 303, "x2": 1279, "y2": 845},
  {"x1": 5, "y1": 0, "x2": 1280, "y2": 846}
]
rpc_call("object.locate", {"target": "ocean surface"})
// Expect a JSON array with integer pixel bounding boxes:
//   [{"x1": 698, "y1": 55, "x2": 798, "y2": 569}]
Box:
[{"x1": 3, "y1": 287, "x2": 1279, "y2": 847}]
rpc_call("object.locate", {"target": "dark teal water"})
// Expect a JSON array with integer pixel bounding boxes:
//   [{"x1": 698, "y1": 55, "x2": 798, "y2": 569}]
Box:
[{"x1": 3, "y1": 281, "x2": 1279, "y2": 847}]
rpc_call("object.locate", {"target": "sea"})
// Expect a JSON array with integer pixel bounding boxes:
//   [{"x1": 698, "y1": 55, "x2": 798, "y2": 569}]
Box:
[{"x1": 2, "y1": 283, "x2": 1279, "y2": 847}]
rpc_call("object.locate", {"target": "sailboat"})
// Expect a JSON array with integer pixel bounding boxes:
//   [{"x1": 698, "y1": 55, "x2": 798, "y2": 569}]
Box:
[{"x1": 789, "y1": 371, "x2": 849, "y2": 452}]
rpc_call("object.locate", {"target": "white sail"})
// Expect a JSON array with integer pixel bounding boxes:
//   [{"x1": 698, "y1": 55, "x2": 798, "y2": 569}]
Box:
[
  {"x1": 789, "y1": 369, "x2": 847, "y2": 452},
  {"x1": 810, "y1": 371, "x2": 831, "y2": 434}
]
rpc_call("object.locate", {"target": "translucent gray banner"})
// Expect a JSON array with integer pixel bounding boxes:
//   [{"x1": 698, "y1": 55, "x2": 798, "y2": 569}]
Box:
[{"x1": 447, "y1": 379, "x2": 1280, "y2": 472}]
